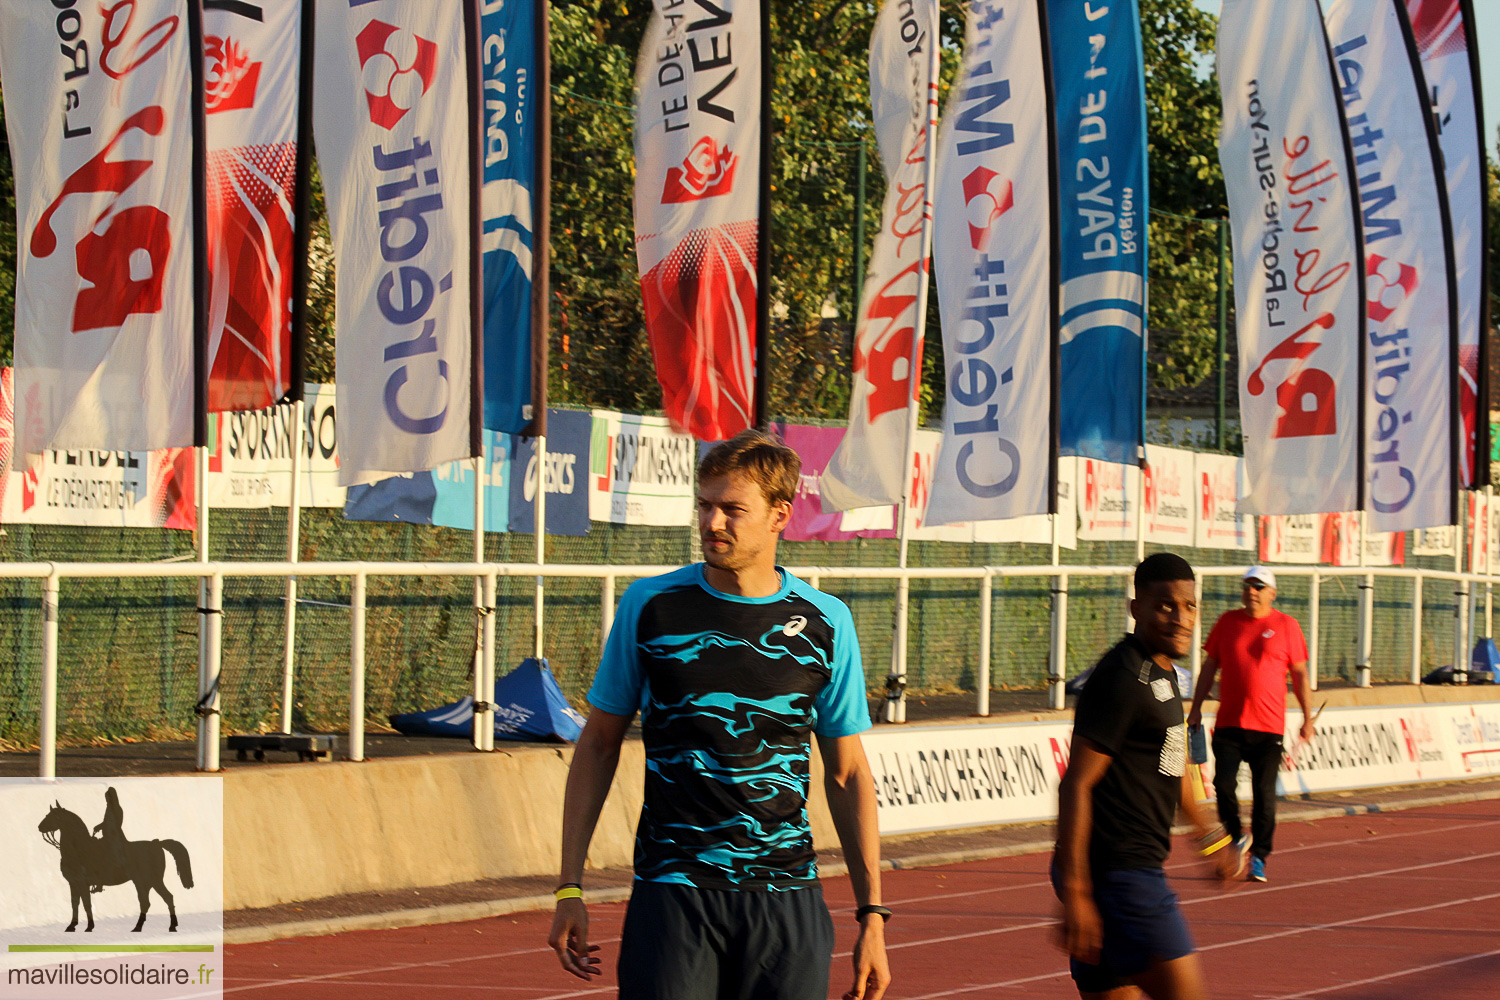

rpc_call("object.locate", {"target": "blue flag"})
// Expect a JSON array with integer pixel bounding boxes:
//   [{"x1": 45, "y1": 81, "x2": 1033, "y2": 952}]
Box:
[
  {"x1": 481, "y1": 0, "x2": 539, "y2": 433},
  {"x1": 1047, "y1": 0, "x2": 1148, "y2": 464}
]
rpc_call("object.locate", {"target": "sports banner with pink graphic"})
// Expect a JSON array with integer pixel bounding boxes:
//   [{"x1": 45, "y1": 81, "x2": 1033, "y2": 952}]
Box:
[
  {"x1": 1404, "y1": 0, "x2": 1487, "y2": 487},
  {"x1": 927, "y1": 0, "x2": 1053, "y2": 526},
  {"x1": 1324, "y1": 0, "x2": 1457, "y2": 532},
  {"x1": 1078, "y1": 458, "x2": 1140, "y2": 542},
  {"x1": 1466, "y1": 490, "x2": 1490, "y2": 574},
  {"x1": 203, "y1": 0, "x2": 303, "y2": 413},
  {"x1": 1321, "y1": 511, "x2": 1405, "y2": 565},
  {"x1": 0, "y1": 1, "x2": 198, "y2": 456},
  {"x1": 1218, "y1": 0, "x2": 1363, "y2": 517},
  {"x1": 822, "y1": 0, "x2": 937, "y2": 510},
  {"x1": 633, "y1": 0, "x2": 761, "y2": 442},
  {"x1": 1143, "y1": 445, "x2": 1194, "y2": 545},
  {"x1": 314, "y1": 0, "x2": 474, "y2": 485},
  {"x1": 775, "y1": 424, "x2": 896, "y2": 542},
  {"x1": 1195, "y1": 452, "x2": 1253, "y2": 551}
]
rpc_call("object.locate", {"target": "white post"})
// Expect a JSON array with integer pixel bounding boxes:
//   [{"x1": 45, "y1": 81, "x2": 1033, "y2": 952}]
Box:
[
  {"x1": 1411, "y1": 574, "x2": 1424, "y2": 684},
  {"x1": 472, "y1": 456, "x2": 489, "y2": 751},
  {"x1": 977, "y1": 571, "x2": 992, "y2": 717},
  {"x1": 534, "y1": 435, "x2": 548, "y2": 660},
  {"x1": 1308, "y1": 571, "x2": 1321, "y2": 690},
  {"x1": 1356, "y1": 512, "x2": 1372, "y2": 687},
  {"x1": 195, "y1": 445, "x2": 216, "y2": 766},
  {"x1": 481, "y1": 570, "x2": 497, "y2": 752},
  {"x1": 889, "y1": 542, "x2": 910, "y2": 724},
  {"x1": 1455, "y1": 496, "x2": 1470, "y2": 684},
  {"x1": 601, "y1": 574, "x2": 617, "y2": 645},
  {"x1": 1048, "y1": 514, "x2": 1067, "y2": 710},
  {"x1": 280, "y1": 397, "x2": 305, "y2": 734},
  {"x1": 1488, "y1": 485, "x2": 1495, "y2": 639},
  {"x1": 40, "y1": 574, "x2": 59, "y2": 779},
  {"x1": 350, "y1": 572, "x2": 367, "y2": 762},
  {"x1": 197, "y1": 572, "x2": 223, "y2": 772}
]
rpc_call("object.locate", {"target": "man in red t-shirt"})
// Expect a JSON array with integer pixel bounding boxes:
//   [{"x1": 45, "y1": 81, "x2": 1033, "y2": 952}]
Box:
[{"x1": 1187, "y1": 566, "x2": 1315, "y2": 883}]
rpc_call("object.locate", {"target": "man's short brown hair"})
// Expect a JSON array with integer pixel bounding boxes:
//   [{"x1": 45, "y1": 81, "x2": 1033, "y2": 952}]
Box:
[{"x1": 697, "y1": 430, "x2": 801, "y2": 508}]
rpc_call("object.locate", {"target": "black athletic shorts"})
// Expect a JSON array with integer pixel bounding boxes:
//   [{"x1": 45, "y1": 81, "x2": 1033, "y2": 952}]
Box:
[{"x1": 617, "y1": 880, "x2": 835, "y2": 1000}]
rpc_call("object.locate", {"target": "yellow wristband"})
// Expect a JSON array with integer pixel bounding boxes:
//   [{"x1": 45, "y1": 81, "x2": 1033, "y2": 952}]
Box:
[
  {"x1": 555, "y1": 886, "x2": 583, "y2": 901},
  {"x1": 1199, "y1": 834, "x2": 1232, "y2": 857}
]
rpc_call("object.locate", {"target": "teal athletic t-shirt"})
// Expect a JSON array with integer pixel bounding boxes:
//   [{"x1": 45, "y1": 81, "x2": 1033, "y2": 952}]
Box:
[{"x1": 588, "y1": 564, "x2": 871, "y2": 891}]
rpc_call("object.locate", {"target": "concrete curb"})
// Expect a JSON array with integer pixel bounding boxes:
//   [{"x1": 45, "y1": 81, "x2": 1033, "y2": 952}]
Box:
[{"x1": 224, "y1": 783, "x2": 1500, "y2": 945}]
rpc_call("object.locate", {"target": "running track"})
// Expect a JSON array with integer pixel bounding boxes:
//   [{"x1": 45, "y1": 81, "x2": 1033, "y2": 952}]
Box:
[{"x1": 226, "y1": 798, "x2": 1500, "y2": 998}]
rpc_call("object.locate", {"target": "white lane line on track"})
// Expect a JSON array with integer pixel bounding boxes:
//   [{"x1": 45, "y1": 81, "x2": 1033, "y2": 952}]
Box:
[{"x1": 1261, "y1": 946, "x2": 1500, "y2": 999}]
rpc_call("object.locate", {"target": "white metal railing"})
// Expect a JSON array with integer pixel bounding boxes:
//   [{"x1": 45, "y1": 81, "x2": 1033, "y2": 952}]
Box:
[{"x1": 4, "y1": 559, "x2": 1492, "y2": 777}]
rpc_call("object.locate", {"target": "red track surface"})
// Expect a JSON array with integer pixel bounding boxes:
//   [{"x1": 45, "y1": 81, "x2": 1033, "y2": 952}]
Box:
[{"x1": 226, "y1": 799, "x2": 1500, "y2": 999}]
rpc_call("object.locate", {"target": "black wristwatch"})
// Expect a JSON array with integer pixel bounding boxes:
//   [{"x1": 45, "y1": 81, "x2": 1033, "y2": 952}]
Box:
[{"x1": 855, "y1": 904, "x2": 893, "y2": 923}]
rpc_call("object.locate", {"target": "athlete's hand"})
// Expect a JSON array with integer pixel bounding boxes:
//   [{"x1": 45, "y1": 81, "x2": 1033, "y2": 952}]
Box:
[
  {"x1": 1211, "y1": 845, "x2": 1238, "y2": 882},
  {"x1": 845, "y1": 917, "x2": 891, "y2": 1000},
  {"x1": 1300, "y1": 719, "x2": 1316, "y2": 742},
  {"x1": 547, "y1": 898, "x2": 601, "y2": 980},
  {"x1": 1055, "y1": 891, "x2": 1102, "y2": 965}
]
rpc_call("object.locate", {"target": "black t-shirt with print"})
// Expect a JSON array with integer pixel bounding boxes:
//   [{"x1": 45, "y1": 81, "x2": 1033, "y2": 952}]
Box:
[{"x1": 1073, "y1": 634, "x2": 1187, "y2": 872}]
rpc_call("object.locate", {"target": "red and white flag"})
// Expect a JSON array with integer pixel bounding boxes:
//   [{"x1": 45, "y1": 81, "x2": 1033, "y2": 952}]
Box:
[
  {"x1": 822, "y1": 0, "x2": 938, "y2": 511},
  {"x1": 0, "y1": 1, "x2": 198, "y2": 456},
  {"x1": 203, "y1": 0, "x2": 304, "y2": 412},
  {"x1": 313, "y1": 0, "x2": 474, "y2": 485},
  {"x1": 927, "y1": 0, "x2": 1052, "y2": 525},
  {"x1": 634, "y1": 0, "x2": 760, "y2": 441},
  {"x1": 1404, "y1": 0, "x2": 1486, "y2": 487},
  {"x1": 1323, "y1": 0, "x2": 1458, "y2": 531},
  {"x1": 1218, "y1": 0, "x2": 1363, "y2": 517}
]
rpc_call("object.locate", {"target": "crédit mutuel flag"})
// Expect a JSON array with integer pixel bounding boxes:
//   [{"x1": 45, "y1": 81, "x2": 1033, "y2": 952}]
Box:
[
  {"x1": 927, "y1": 0, "x2": 1053, "y2": 525},
  {"x1": 0, "y1": 1, "x2": 198, "y2": 456},
  {"x1": 1324, "y1": 0, "x2": 1459, "y2": 531},
  {"x1": 314, "y1": 0, "x2": 474, "y2": 485},
  {"x1": 1218, "y1": 0, "x2": 1363, "y2": 517},
  {"x1": 1048, "y1": 0, "x2": 1148, "y2": 465},
  {"x1": 204, "y1": 0, "x2": 304, "y2": 412},
  {"x1": 822, "y1": 0, "x2": 938, "y2": 510},
  {"x1": 634, "y1": 0, "x2": 760, "y2": 441},
  {"x1": 1404, "y1": 0, "x2": 1488, "y2": 488}
]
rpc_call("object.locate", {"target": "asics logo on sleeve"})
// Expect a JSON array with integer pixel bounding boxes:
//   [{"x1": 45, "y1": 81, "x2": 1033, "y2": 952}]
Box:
[{"x1": 783, "y1": 615, "x2": 808, "y2": 637}]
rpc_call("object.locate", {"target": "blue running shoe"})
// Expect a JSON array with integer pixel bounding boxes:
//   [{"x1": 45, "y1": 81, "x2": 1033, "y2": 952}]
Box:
[{"x1": 1249, "y1": 856, "x2": 1267, "y2": 882}]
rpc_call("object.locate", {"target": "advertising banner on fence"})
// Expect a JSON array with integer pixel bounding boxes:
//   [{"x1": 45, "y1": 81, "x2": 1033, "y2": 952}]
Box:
[
  {"x1": 206, "y1": 385, "x2": 344, "y2": 509},
  {"x1": 822, "y1": 0, "x2": 937, "y2": 511},
  {"x1": 0, "y1": 1, "x2": 198, "y2": 456},
  {"x1": 777, "y1": 424, "x2": 896, "y2": 542},
  {"x1": 1259, "y1": 513, "x2": 1324, "y2": 564},
  {"x1": 203, "y1": 0, "x2": 302, "y2": 413},
  {"x1": 314, "y1": 1, "x2": 474, "y2": 485},
  {"x1": 1467, "y1": 490, "x2": 1490, "y2": 574},
  {"x1": 1324, "y1": 0, "x2": 1458, "y2": 531},
  {"x1": 906, "y1": 429, "x2": 978, "y2": 543},
  {"x1": 1079, "y1": 458, "x2": 1141, "y2": 542},
  {"x1": 344, "y1": 433, "x2": 512, "y2": 532},
  {"x1": 589, "y1": 411, "x2": 696, "y2": 526},
  {"x1": 1405, "y1": 0, "x2": 1486, "y2": 487},
  {"x1": 1321, "y1": 511, "x2": 1405, "y2": 566},
  {"x1": 481, "y1": 0, "x2": 539, "y2": 434},
  {"x1": 927, "y1": 0, "x2": 1053, "y2": 526},
  {"x1": 507, "y1": 409, "x2": 591, "y2": 535},
  {"x1": 972, "y1": 458, "x2": 1078, "y2": 548},
  {"x1": 1196, "y1": 452, "x2": 1254, "y2": 550},
  {"x1": 1144, "y1": 445, "x2": 1195, "y2": 545},
  {"x1": 1049, "y1": 0, "x2": 1148, "y2": 466},
  {"x1": 633, "y1": 0, "x2": 761, "y2": 441},
  {"x1": 1218, "y1": 0, "x2": 1363, "y2": 517},
  {"x1": 1412, "y1": 524, "x2": 1458, "y2": 557}
]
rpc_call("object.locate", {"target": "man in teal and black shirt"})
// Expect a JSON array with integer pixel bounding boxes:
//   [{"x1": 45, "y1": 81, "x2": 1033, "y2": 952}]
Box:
[{"x1": 548, "y1": 430, "x2": 890, "y2": 1000}]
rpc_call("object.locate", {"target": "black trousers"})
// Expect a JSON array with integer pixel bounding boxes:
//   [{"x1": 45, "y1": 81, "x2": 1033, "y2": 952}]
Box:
[{"x1": 1211, "y1": 726, "x2": 1284, "y2": 860}]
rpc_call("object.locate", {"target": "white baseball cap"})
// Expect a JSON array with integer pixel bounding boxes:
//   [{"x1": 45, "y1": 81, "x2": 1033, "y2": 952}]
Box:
[{"x1": 1243, "y1": 565, "x2": 1277, "y2": 589}]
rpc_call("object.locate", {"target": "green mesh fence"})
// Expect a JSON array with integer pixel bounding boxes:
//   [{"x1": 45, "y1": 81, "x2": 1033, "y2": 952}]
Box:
[{"x1": 0, "y1": 504, "x2": 1482, "y2": 747}]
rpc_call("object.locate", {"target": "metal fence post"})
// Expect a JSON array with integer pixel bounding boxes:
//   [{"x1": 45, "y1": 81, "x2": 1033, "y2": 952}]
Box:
[
  {"x1": 40, "y1": 574, "x2": 60, "y2": 780},
  {"x1": 977, "y1": 571, "x2": 992, "y2": 717},
  {"x1": 1357, "y1": 573, "x2": 1374, "y2": 687},
  {"x1": 1411, "y1": 573, "x2": 1423, "y2": 684},
  {"x1": 1308, "y1": 571, "x2": 1320, "y2": 691},
  {"x1": 1049, "y1": 572, "x2": 1069, "y2": 710},
  {"x1": 481, "y1": 570, "x2": 498, "y2": 752},
  {"x1": 350, "y1": 572, "x2": 367, "y2": 761},
  {"x1": 197, "y1": 573, "x2": 223, "y2": 771}
]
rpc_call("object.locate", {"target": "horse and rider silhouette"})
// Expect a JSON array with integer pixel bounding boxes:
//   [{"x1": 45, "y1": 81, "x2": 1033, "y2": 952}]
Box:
[{"x1": 37, "y1": 787, "x2": 193, "y2": 933}]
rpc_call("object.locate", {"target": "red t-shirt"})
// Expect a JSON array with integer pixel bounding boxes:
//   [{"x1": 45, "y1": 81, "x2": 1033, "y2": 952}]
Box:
[{"x1": 1204, "y1": 608, "x2": 1308, "y2": 734}]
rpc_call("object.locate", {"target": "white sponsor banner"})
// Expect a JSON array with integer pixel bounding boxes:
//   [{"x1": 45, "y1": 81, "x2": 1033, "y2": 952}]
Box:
[
  {"x1": 1218, "y1": 0, "x2": 1362, "y2": 517},
  {"x1": 904, "y1": 428, "x2": 975, "y2": 542},
  {"x1": 588, "y1": 411, "x2": 696, "y2": 526},
  {"x1": 1321, "y1": 510, "x2": 1404, "y2": 566},
  {"x1": 927, "y1": 0, "x2": 1051, "y2": 525},
  {"x1": 0, "y1": 1, "x2": 197, "y2": 456},
  {"x1": 864, "y1": 721, "x2": 1073, "y2": 835},
  {"x1": 1195, "y1": 452, "x2": 1254, "y2": 550},
  {"x1": 823, "y1": 0, "x2": 937, "y2": 510},
  {"x1": 972, "y1": 458, "x2": 1078, "y2": 549},
  {"x1": 1144, "y1": 445, "x2": 1195, "y2": 545},
  {"x1": 1467, "y1": 490, "x2": 1490, "y2": 575},
  {"x1": 1404, "y1": 0, "x2": 1484, "y2": 486},
  {"x1": 207, "y1": 385, "x2": 344, "y2": 509},
  {"x1": 1491, "y1": 495, "x2": 1500, "y2": 568},
  {"x1": 1258, "y1": 512, "x2": 1324, "y2": 564},
  {"x1": 1412, "y1": 523, "x2": 1458, "y2": 557},
  {"x1": 314, "y1": 1, "x2": 473, "y2": 485},
  {"x1": 1324, "y1": 0, "x2": 1456, "y2": 531},
  {"x1": 1079, "y1": 458, "x2": 1141, "y2": 542},
  {"x1": 204, "y1": 0, "x2": 301, "y2": 413},
  {"x1": 634, "y1": 0, "x2": 761, "y2": 441}
]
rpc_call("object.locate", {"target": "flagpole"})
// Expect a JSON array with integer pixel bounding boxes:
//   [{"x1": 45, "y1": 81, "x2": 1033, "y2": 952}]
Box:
[
  {"x1": 280, "y1": 0, "x2": 317, "y2": 736},
  {"x1": 531, "y1": 0, "x2": 553, "y2": 664},
  {"x1": 753, "y1": 0, "x2": 772, "y2": 430}
]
